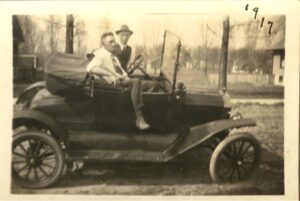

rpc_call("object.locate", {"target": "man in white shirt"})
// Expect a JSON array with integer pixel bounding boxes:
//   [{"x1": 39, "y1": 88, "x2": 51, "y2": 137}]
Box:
[{"x1": 86, "y1": 32, "x2": 149, "y2": 130}]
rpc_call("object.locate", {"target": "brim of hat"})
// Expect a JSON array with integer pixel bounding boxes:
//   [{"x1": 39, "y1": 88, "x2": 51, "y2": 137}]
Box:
[{"x1": 115, "y1": 30, "x2": 133, "y2": 35}]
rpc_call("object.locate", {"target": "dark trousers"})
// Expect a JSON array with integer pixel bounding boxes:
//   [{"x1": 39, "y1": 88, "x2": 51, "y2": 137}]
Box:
[
  {"x1": 120, "y1": 79, "x2": 158, "y2": 117},
  {"x1": 93, "y1": 76, "x2": 158, "y2": 118}
]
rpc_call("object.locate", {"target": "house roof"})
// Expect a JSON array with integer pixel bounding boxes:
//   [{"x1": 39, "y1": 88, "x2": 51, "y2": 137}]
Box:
[
  {"x1": 269, "y1": 36, "x2": 285, "y2": 50},
  {"x1": 266, "y1": 22, "x2": 285, "y2": 50}
]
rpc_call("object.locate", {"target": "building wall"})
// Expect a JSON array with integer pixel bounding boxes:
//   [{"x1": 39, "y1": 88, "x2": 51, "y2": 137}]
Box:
[
  {"x1": 13, "y1": 55, "x2": 37, "y2": 82},
  {"x1": 272, "y1": 51, "x2": 285, "y2": 86}
]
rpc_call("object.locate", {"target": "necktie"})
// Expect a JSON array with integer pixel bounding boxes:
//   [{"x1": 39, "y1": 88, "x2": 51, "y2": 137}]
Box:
[{"x1": 111, "y1": 56, "x2": 123, "y2": 75}]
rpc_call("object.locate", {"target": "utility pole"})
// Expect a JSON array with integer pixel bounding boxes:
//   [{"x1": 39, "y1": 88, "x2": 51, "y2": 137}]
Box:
[
  {"x1": 219, "y1": 16, "x2": 230, "y2": 94},
  {"x1": 65, "y1": 14, "x2": 74, "y2": 53}
]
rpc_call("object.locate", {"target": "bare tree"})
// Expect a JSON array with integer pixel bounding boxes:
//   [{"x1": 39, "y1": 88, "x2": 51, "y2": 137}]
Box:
[
  {"x1": 99, "y1": 16, "x2": 111, "y2": 39},
  {"x1": 74, "y1": 17, "x2": 87, "y2": 57},
  {"x1": 197, "y1": 22, "x2": 216, "y2": 76},
  {"x1": 243, "y1": 19, "x2": 260, "y2": 73},
  {"x1": 140, "y1": 19, "x2": 159, "y2": 67},
  {"x1": 47, "y1": 15, "x2": 63, "y2": 53},
  {"x1": 200, "y1": 24, "x2": 212, "y2": 76},
  {"x1": 18, "y1": 15, "x2": 44, "y2": 54}
]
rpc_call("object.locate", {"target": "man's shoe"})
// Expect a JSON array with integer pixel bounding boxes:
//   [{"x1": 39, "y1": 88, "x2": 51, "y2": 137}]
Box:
[
  {"x1": 136, "y1": 117, "x2": 150, "y2": 130},
  {"x1": 70, "y1": 160, "x2": 85, "y2": 174}
]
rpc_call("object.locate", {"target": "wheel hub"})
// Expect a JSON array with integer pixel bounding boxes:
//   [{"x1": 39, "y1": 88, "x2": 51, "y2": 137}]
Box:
[
  {"x1": 27, "y1": 155, "x2": 42, "y2": 167},
  {"x1": 231, "y1": 158, "x2": 243, "y2": 166},
  {"x1": 237, "y1": 160, "x2": 243, "y2": 166}
]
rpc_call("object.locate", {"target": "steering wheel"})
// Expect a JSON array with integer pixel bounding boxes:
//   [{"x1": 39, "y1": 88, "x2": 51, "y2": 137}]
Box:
[
  {"x1": 127, "y1": 54, "x2": 144, "y2": 75},
  {"x1": 127, "y1": 54, "x2": 169, "y2": 93}
]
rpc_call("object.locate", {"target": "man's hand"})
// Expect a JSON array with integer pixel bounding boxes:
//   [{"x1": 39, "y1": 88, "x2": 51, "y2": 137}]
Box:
[
  {"x1": 122, "y1": 76, "x2": 130, "y2": 82},
  {"x1": 113, "y1": 79, "x2": 121, "y2": 86},
  {"x1": 113, "y1": 76, "x2": 130, "y2": 86}
]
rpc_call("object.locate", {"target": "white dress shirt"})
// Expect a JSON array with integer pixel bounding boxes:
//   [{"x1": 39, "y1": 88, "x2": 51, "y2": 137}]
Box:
[
  {"x1": 120, "y1": 44, "x2": 126, "y2": 51},
  {"x1": 86, "y1": 47, "x2": 128, "y2": 84}
]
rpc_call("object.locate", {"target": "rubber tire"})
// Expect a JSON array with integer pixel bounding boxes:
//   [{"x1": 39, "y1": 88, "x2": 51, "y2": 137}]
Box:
[
  {"x1": 209, "y1": 133, "x2": 261, "y2": 183},
  {"x1": 12, "y1": 131, "x2": 65, "y2": 189}
]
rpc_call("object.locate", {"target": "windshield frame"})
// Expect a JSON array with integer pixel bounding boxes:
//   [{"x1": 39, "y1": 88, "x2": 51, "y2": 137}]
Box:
[{"x1": 159, "y1": 30, "x2": 182, "y2": 93}]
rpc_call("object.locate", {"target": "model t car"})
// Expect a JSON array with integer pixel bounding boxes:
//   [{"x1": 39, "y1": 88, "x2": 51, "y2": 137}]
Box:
[{"x1": 12, "y1": 31, "x2": 261, "y2": 189}]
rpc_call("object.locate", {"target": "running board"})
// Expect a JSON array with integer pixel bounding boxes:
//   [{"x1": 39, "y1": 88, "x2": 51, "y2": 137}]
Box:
[{"x1": 67, "y1": 149, "x2": 169, "y2": 162}]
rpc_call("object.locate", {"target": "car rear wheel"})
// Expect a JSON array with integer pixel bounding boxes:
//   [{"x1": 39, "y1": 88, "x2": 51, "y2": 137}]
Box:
[
  {"x1": 209, "y1": 133, "x2": 261, "y2": 183},
  {"x1": 12, "y1": 131, "x2": 65, "y2": 188}
]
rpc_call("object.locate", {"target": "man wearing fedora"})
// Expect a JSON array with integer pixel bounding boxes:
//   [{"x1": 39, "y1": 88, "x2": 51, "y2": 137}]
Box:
[
  {"x1": 115, "y1": 24, "x2": 134, "y2": 72},
  {"x1": 115, "y1": 24, "x2": 158, "y2": 93}
]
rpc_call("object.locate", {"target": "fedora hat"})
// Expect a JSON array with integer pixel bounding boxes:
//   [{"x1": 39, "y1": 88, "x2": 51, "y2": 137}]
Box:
[{"x1": 115, "y1": 24, "x2": 133, "y2": 35}]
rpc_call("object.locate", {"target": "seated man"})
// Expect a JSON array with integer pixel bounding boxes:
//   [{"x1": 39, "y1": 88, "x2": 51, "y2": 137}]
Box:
[
  {"x1": 87, "y1": 32, "x2": 153, "y2": 130},
  {"x1": 114, "y1": 24, "x2": 133, "y2": 72}
]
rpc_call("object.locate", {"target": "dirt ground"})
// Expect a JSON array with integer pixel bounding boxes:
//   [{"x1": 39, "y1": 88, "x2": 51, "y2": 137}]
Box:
[{"x1": 11, "y1": 103, "x2": 284, "y2": 195}]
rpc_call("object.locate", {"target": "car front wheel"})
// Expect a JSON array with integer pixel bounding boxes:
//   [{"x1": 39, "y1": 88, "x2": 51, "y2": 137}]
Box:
[
  {"x1": 12, "y1": 131, "x2": 65, "y2": 188},
  {"x1": 209, "y1": 133, "x2": 261, "y2": 183}
]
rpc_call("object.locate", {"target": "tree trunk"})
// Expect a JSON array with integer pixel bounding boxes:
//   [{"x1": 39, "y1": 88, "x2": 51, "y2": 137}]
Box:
[
  {"x1": 65, "y1": 15, "x2": 74, "y2": 54},
  {"x1": 203, "y1": 25, "x2": 208, "y2": 78},
  {"x1": 219, "y1": 16, "x2": 230, "y2": 94},
  {"x1": 50, "y1": 23, "x2": 54, "y2": 53}
]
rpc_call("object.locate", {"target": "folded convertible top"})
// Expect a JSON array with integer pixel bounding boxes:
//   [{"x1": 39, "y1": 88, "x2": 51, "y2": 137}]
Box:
[{"x1": 44, "y1": 52, "x2": 89, "y2": 95}]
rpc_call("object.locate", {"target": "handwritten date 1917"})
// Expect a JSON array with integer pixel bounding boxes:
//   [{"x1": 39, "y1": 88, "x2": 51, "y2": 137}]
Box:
[{"x1": 245, "y1": 4, "x2": 273, "y2": 35}]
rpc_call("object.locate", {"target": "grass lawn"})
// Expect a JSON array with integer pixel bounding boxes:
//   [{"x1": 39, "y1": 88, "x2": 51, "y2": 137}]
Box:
[
  {"x1": 227, "y1": 83, "x2": 284, "y2": 99},
  {"x1": 232, "y1": 103, "x2": 284, "y2": 158}
]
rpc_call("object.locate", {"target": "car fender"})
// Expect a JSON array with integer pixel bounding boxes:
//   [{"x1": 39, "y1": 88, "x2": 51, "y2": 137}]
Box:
[
  {"x1": 16, "y1": 81, "x2": 46, "y2": 105},
  {"x1": 13, "y1": 109, "x2": 67, "y2": 140},
  {"x1": 23, "y1": 81, "x2": 46, "y2": 91},
  {"x1": 165, "y1": 118, "x2": 256, "y2": 160}
]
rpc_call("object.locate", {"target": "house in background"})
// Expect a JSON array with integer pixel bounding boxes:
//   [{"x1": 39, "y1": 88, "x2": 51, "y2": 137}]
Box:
[
  {"x1": 13, "y1": 15, "x2": 24, "y2": 81},
  {"x1": 13, "y1": 16, "x2": 24, "y2": 57},
  {"x1": 13, "y1": 16, "x2": 39, "y2": 82},
  {"x1": 269, "y1": 35, "x2": 285, "y2": 86}
]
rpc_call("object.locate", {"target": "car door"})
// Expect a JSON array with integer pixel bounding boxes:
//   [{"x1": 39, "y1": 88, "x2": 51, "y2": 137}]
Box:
[{"x1": 93, "y1": 87, "x2": 135, "y2": 130}]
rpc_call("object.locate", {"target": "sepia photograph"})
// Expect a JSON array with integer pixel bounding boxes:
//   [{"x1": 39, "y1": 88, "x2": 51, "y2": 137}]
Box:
[{"x1": 0, "y1": 1, "x2": 299, "y2": 200}]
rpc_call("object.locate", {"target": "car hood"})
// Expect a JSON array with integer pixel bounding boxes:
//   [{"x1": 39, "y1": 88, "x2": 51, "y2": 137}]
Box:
[{"x1": 184, "y1": 90, "x2": 231, "y2": 108}]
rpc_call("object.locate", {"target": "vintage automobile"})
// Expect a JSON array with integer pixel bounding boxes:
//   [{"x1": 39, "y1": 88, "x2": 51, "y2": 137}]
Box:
[{"x1": 12, "y1": 31, "x2": 261, "y2": 189}]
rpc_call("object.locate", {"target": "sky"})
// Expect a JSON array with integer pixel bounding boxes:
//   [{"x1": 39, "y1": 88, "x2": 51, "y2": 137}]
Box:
[{"x1": 31, "y1": 13, "x2": 284, "y2": 54}]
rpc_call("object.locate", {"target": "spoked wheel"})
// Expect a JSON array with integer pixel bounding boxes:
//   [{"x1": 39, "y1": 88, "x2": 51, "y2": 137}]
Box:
[
  {"x1": 209, "y1": 133, "x2": 261, "y2": 183},
  {"x1": 12, "y1": 131, "x2": 65, "y2": 188}
]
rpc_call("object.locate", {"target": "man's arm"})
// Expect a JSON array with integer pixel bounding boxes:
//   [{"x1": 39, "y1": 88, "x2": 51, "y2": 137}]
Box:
[
  {"x1": 87, "y1": 56, "x2": 110, "y2": 77},
  {"x1": 87, "y1": 56, "x2": 127, "y2": 83},
  {"x1": 89, "y1": 66, "x2": 111, "y2": 77}
]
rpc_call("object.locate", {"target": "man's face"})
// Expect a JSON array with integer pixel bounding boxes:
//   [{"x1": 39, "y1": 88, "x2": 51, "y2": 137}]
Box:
[
  {"x1": 102, "y1": 35, "x2": 116, "y2": 53},
  {"x1": 118, "y1": 32, "x2": 131, "y2": 45}
]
